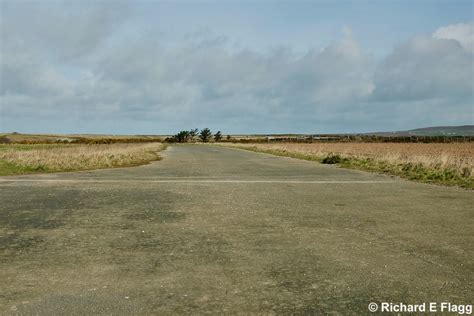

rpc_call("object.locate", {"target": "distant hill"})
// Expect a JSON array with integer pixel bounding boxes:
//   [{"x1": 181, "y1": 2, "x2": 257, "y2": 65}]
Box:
[{"x1": 370, "y1": 125, "x2": 474, "y2": 137}]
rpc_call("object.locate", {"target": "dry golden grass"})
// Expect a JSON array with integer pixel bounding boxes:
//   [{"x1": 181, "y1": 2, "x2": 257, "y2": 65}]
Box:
[
  {"x1": 220, "y1": 142, "x2": 474, "y2": 187},
  {"x1": 224, "y1": 142, "x2": 474, "y2": 174},
  {"x1": 1, "y1": 132, "x2": 164, "y2": 144},
  {"x1": 0, "y1": 143, "x2": 165, "y2": 175}
]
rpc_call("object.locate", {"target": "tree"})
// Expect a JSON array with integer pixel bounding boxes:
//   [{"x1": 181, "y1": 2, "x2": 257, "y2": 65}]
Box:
[
  {"x1": 175, "y1": 130, "x2": 190, "y2": 143},
  {"x1": 199, "y1": 128, "x2": 212, "y2": 143},
  {"x1": 214, "y1": 131, "x2": 222, "y2": 142},
  {"x1": 189, "y1": 128, "x2": 199, "y2": 141},
  {"x1": 226, "y1": 135, "x2": 231, "y2": 141}
]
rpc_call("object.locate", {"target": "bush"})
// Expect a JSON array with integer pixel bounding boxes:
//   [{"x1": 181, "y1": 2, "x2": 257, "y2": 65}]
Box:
[
  {"x1": 214, "y1": 131, "x2": 222, "y2": 142},
  {"x1": 199, "y1": 128, "x2": 212, "y2": 143},
  {"x1": 175, "y1": 131, "x2": 190, "y2": 143},
  {"x1": 321, "y1": 153, "x2": 344, "y2": 164}
]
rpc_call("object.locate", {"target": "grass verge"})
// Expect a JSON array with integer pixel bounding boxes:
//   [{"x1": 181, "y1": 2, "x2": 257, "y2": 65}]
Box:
[
  {"x1": 0, "y1": 143, "x2": 166, "y2": 176},
  {"x1": 219, "y1": 144, "x2": 474, "y2": 189}
]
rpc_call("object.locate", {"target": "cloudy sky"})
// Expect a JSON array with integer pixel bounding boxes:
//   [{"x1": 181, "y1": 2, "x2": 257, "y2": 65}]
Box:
[{"x1": 0, "y1": 0, "x2": 473, "y2": 134}]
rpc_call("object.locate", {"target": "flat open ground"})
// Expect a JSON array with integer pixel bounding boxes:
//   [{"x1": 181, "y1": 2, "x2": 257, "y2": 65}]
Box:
[{"x1": 1, "y1": 145, "x2": 473, "y2": 314}]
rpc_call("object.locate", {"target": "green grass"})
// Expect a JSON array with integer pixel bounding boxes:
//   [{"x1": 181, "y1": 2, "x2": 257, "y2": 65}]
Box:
[
  {"x1": 0, "y1": 160, "x2": 43, "y2": 176},
  {"x1": 225, "y1": 145, "x2": 474, "y2": 189},
  {"x1": 0, "y1": 144, "x2": 79, "y2": 176},
  {"x1": 338, "y1": 158, "x2": 473, "y2": 189}
]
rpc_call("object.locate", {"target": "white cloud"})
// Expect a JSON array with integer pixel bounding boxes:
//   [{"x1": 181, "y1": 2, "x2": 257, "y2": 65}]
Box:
[{"x1": 433, "y1": 22, "x2": 474, "y2": 53}]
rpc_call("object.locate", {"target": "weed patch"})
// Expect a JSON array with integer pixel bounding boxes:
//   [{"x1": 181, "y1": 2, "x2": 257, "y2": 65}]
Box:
[{"x1": 322, "y1": 153, "x2": 346, "y2": 164}]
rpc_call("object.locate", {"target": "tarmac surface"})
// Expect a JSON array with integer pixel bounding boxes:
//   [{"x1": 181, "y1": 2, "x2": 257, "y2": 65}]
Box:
[{"x1": 0, "y1": 145, "x2": 473, "y2": 314}]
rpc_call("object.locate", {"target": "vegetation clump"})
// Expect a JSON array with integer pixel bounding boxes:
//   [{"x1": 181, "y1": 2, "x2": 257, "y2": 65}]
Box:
[
  {"x1": 199, "y1": 128, "x2": 212, "y2": 143},
  {"x1": 214, "y1": 131, "x2": 222, "y2": 142},
  {"x1": 321, "y1": 153, "x2": 345, "y2": 164},
  {"x1": 175, "y1": 131, "x2": 191, "y2": 143},
  {"x1": 170, "y1": 128, "x2": 223, "y2": 143}
]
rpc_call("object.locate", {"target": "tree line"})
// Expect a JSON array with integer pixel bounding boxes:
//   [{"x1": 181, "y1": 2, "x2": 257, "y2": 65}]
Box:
[{"x1": 169, "y1": 128, "x2": 227, "y2": 143}]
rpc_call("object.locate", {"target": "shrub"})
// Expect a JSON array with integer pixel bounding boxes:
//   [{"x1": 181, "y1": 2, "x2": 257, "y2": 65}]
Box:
[
  {"x1": 214, "y1": 131, "x2": 222, "y2": 142},
  {"x1": 175, "y1": 131, "x2": 190, "y2": 143},
  {"x1": 199, "y1": 128, "x2": 212, "y2": 143},
  {"x1": 321, "y1": 153, "x2": 344, "y2": 164}
]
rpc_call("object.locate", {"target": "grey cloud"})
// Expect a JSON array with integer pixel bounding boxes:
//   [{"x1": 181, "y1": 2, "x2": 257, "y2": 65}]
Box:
[
  {"x1": 372, "y1": 34, "x2": 473, "y2": 102},
  {"x1": 1, "y1": 10, "x2": 472, "y2": 133},
  {"x1": 89, "y1": 29, "x2": 374, "y2": 122},
  {"x1": 281, "y1": 33, "x2": 374, "y2": 108},
  {"x1": 433, "y1": 22, "x2": 474, "y2": 53},
  {"x1": 1, "y1": 1, "x2": 131, "y2": 61},
  {"x1": 0, "y1": 51, "x2": 71, "y2": 96}
]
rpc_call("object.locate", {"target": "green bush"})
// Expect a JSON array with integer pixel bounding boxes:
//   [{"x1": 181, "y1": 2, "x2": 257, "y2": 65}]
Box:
[{"x1": 322, "y1": 153, "x2": 344, "y2": 164}]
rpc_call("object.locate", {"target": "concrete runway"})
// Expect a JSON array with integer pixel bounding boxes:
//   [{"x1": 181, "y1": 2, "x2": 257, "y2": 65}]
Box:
[{"x1": 1, "y1": 145, "x2": 473, "y2": 314}]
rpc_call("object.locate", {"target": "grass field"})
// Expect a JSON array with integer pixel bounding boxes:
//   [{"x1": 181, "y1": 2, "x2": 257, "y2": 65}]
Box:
[
  {"x1": 0, "y1": 143, "x2": 165, "y2": 176},
  {"x1": 0, "y1": 133, "x2": 165, "y2": 144},
  {"x1": 218, "y1": 143, "x2": 474, "y2": 188}
]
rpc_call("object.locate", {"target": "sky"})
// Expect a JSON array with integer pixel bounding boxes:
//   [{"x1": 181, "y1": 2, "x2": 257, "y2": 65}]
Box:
[{"x1": 0, "y1": 0, "x2": 473, "y2": 134}]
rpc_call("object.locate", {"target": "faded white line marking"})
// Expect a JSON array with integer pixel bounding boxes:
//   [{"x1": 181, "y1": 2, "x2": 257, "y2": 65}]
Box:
[{"x1": 0, "y1": 179, "x2": 393, "y2": 184}]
